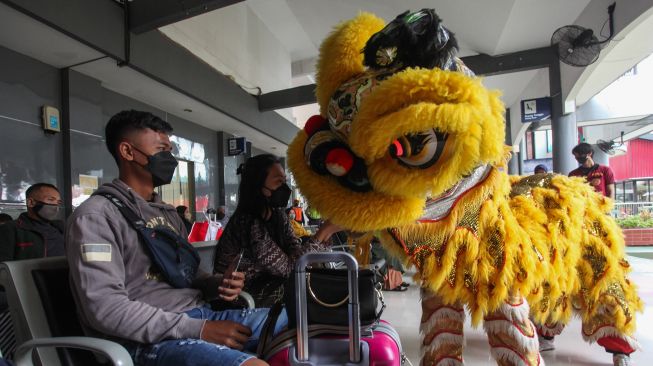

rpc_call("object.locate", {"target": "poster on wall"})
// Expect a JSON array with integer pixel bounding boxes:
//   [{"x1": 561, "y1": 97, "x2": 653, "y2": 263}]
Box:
[
  {"x1": 79, "y1": 174, "x2": 99, "y2": 195},
  {"x1": 228, "y1": 137, "x2": 247, "y2": 156},
  {"x1": 521, "y1": 97, "x2": 551, "y2": 122}
]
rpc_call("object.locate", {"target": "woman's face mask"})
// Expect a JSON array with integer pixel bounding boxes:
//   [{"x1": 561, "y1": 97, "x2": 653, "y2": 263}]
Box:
[{"x1": 266, "y1": 183, "x2": 292, "y2": 208}]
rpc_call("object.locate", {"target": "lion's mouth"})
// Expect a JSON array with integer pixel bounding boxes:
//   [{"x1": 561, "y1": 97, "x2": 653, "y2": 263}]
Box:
[{"x1": 420, "y1": 164, "x2": 491, "y2": 221}]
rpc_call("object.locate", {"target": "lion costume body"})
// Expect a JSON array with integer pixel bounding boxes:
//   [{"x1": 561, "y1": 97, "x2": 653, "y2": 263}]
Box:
[{"x1": 287, "y1": 10, "x2": 642, "y2": 366}]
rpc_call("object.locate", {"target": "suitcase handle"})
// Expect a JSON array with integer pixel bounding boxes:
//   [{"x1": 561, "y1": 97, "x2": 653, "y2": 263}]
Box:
[{"x1": 294, "y1": 252, "x2": 361, "y2": 363}]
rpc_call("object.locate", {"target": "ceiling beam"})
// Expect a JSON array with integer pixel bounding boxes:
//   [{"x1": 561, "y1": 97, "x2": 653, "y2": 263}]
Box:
[
  {"x1": 129, "y1": 0, "x2": 244, "y2": 34},
  {"x1": 258, "y1": 46, "x2": 556, "y2": 111},
  {"x1": 462, "y1": 46, "x2": 554, "y2": 76},
  {"x1": 258, "y1": 84, "x2": 315, "y2": 112}
]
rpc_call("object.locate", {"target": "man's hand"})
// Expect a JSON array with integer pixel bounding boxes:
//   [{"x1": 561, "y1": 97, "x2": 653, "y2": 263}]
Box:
[
  {"x1": 200, "y1": 320, "x2": 252, "y2": 350},
  {"x1": 218, "y1": 271, "x2": 244, "y2": 301}
]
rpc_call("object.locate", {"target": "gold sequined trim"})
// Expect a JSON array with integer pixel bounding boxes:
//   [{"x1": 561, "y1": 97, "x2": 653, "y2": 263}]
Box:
[
  {"x1": 457, "y1": 205, "x2": 480, "y2": 235},
  {"x1": 509, "y1": 173, "x2": 554, "y2": 198},
  {"x1": 487, "y1": 227, "x2": 505, "y2": 270},
  {"x1": 605, "y1": 282, "x2": 632, "y2": 323},
  {"x1": 583, "y1": 246, "x2": 607, "y2": 282},
  {"x1": 540, "y1": 282, "x2": 551, "y2": 313}
]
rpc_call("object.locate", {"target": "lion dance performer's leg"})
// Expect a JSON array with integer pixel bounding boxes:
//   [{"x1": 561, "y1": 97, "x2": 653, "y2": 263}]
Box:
[
  {"x1": 483, "y1": 293, "x2": 543, "y2": 366},
  {"x1": 420, "y1": 288, "x2": 465, "y2": 366},
  {"x1": 580, "y1": 296, "x2": 639, "y2": 366},
  {"x1": 534, "y1": 320, "x2": 564, "y2": 351}
]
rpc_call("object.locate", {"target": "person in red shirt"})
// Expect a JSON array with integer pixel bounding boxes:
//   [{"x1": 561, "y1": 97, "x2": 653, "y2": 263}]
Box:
[{"x1": 568, "y1": 143, "x2": 615, "y2": 198}]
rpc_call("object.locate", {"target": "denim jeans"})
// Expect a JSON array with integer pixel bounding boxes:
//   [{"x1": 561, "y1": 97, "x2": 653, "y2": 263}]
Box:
[{"x1": 127, "y1": 307, "x2": 288, "y2": 366}]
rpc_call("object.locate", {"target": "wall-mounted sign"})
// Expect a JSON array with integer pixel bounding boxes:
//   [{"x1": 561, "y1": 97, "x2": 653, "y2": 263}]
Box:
[
  {"x1": 521, "y1": 97, "x2": 551, "y2": 123},
  {"x1": 42, "y1": 105, "x2": 60, "y2": 132},
  {"x1": 227, "y1": 137, "x2": 247, "y2": 156}
]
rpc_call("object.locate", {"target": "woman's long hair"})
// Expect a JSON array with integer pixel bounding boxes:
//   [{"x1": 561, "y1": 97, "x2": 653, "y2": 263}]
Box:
[{"x1": 235, "y1": 154, "x2": 281, "y2": 217}]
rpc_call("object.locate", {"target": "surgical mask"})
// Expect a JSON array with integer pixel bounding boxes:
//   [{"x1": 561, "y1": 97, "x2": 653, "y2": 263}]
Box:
[
  {"x1": 34, "y1": 201, "x2": 63, "y2": 222},
  {"x1": 132, "y1": 146, "x2": 178, "y2": 187},
  {"x1": 575, "y1": 155, "x2": 588, "y2": 164},
  {"x1": 266, "y1": 183, "x2": 292, "y2": 208}
]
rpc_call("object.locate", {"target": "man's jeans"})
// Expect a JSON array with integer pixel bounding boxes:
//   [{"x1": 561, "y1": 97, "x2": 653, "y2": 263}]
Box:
[{"x1": 127, "y1": 307, "x2": 288, "y2": 366}]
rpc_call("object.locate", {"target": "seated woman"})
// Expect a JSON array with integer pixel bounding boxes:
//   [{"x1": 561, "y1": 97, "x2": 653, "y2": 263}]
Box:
[
  {"x1": 214, "y1": 154, "x2": 340, "y2": 307},
  {"x1": 286, "y1": 208, "x2": 311, "y2": 239}
]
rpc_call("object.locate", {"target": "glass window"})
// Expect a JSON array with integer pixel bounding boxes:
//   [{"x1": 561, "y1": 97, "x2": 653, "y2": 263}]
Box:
[
  {"x1": 635, "y1": 180, "x2": 649, "y2": 203},
  {"x1": 546, "y1": 130, "x2": 553, "y2": 153},
  {"x1": 624, "y1": 181, "x2": 634, "y2": 203},
  {"x1": 158, "y1": 160, "x2": 193, "y2": 214},
  {"x1": 615, "y1": 182, "x2": 625, "y2": 203}
]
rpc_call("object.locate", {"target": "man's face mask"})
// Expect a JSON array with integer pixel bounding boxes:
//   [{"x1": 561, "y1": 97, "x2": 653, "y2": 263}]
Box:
[
  {"x1": 33, "y1": 201, "x2": 64, "y2": 222},
  {"x1": 575, "y1": 154, "x2": 589, "y2": 165},
  {"x1": 266, "y1": 183, "x2": 292, "y2": 208},
  {"x1": 131, "y1": 145, "x2": 178, "y2": 187}
]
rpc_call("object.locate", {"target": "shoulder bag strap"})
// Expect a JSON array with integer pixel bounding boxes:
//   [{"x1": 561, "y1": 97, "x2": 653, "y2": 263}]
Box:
[
  {"x1": 256, "y1": 300, "x2": 284, "y2": 357},
  {"x1": 95, "y1": 192, "x2": 147, "y2": 230}
]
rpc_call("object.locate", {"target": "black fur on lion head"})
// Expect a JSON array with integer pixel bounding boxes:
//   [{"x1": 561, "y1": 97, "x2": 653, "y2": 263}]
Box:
[{"x1": 363, "y1": 9, "x2": 459, "y2": 71}]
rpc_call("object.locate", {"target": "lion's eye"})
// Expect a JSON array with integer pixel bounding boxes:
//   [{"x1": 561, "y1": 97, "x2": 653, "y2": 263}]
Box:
[{"x1": 389, "y1": 129, "x2": 447, "y2": 169}]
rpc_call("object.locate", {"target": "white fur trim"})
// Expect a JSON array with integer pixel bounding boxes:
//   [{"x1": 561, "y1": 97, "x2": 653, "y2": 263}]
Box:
[
  {"x1": 535, "y1": 322, "x2": 565, "y2": 337},
  {"x1": 582, "y1": 326, "x2": 641, "y2": 350},
  {"x1": 484, "y1": 319, "x2": 539, "y2": 351},
  {"x1": 495, "y1": 300, "x2": 531, "y2": 324},
  {"x1": 420, "y1": 308, "x2": 465, "y2": 336},
  {"x1": 422, "y1": 333, "x2": 465, "y2": 354},
  {"x1": 490, "y1": 347, "x2": 544, "y2": 366},
  {"x1": 433, "y1": 359, "x2": 464, "y2": 366}
]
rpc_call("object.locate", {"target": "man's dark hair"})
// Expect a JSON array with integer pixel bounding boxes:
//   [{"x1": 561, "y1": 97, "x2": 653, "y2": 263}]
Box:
[
  {"x1": 105, "y1": 110, "x2": 173, "y2": 163},
  {"x1": 534, "y1": 164, "x2": 548, "y2": 173},
  {"x1": 572, "y1": 142, "x2": 593, "y2": 156},
  {"x1": 0, "y1": 213, "x2": 13, "y2": 223},
  {"x1": 176, "y1": 205, "x2": 188, "y2": 216},
  {"x1": 26, "y1": 183, "x2": 59, "y2": 199}
]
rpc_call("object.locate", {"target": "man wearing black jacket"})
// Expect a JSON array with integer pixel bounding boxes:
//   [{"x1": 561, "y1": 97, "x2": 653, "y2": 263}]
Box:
[{"x1": 0, "y1": 183, "x2": 65, "y2": 261}]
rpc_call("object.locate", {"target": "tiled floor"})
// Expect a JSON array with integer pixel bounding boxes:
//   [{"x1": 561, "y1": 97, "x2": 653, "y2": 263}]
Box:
[{"x1": 382, "y1": 255, "x2": 653, "y2": 365}]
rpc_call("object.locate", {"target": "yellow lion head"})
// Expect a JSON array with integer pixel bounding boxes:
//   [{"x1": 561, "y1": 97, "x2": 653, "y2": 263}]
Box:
[{"x1": 288, "y1": 10, "x2": 507, "y2": 232}]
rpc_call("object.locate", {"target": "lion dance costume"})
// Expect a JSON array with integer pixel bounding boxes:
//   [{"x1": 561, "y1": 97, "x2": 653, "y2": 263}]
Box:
[{"x1": 287, "y1": 9, "x2": 643, "y2": 366}]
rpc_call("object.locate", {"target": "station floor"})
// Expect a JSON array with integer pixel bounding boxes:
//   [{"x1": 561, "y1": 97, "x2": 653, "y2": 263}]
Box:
[{"x1": 382, "y1": 250, "x2": 653, "y2": 365}]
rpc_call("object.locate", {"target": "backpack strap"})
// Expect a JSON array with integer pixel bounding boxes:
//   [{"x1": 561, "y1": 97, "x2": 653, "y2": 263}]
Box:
[{"x1": 95, "y1": 192, "x2": 147, "y2": 229}]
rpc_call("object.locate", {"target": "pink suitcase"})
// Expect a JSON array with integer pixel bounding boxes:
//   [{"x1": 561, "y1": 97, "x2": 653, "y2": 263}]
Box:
[{"x1": 259, "y1": 252, "x2": 404, "y2": 366}]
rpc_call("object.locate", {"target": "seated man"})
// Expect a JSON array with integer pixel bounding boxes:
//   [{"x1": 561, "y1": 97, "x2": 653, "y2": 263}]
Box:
[
  {"x1": 66, "y1": 110, "x2": 286, "y2": 366},
  {"x1": 0, "y1": 183, "x2": 65, "y2": 261}
]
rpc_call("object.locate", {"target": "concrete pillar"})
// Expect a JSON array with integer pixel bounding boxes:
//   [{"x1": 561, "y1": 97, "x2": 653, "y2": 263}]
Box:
[
  {"x1": 508, "y1": 149, "x2": 520, "y2": 175},
  {"x1": 551, "y1": 112, "x2": 578, "y2": 174},
  {"x1": 518, "y1": 140, "x2": 525, "y2": 175},
  {"x1": 549, "y1": 54, "x2": 578, "y2": 175},
  {"x1": 505, "y1": 108, "x2": 519, "y2": 175}
]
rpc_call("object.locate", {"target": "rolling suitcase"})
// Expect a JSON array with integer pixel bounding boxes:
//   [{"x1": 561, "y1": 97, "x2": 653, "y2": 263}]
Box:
[{"x1": 260, "y1": 252, "x2": 404, "y2": 366}]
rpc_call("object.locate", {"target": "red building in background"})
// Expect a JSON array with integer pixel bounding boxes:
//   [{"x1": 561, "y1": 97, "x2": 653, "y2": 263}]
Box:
[{"x1": 609, "y1": 137, "x2": 653, "y2": 202}]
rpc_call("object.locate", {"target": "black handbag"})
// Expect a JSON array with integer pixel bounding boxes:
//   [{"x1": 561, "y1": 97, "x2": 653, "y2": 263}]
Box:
[{"x1": 284, "y1": 267, "x2": 384, "y2": 328}]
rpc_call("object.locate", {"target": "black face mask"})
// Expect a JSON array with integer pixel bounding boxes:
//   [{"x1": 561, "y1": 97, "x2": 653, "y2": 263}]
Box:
[
  {"x1": 575, "y1": 155, "x2": 589, "y2": 165},
  {"x1": 132, "y1": 146, "x2": 179, "y2": 187},
  {"x1": 34, "y1": 201, "x2": 64, "y2": 222},
  {"x1": 266, "y1": 183, "x2": 292, "y2": 208}
]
